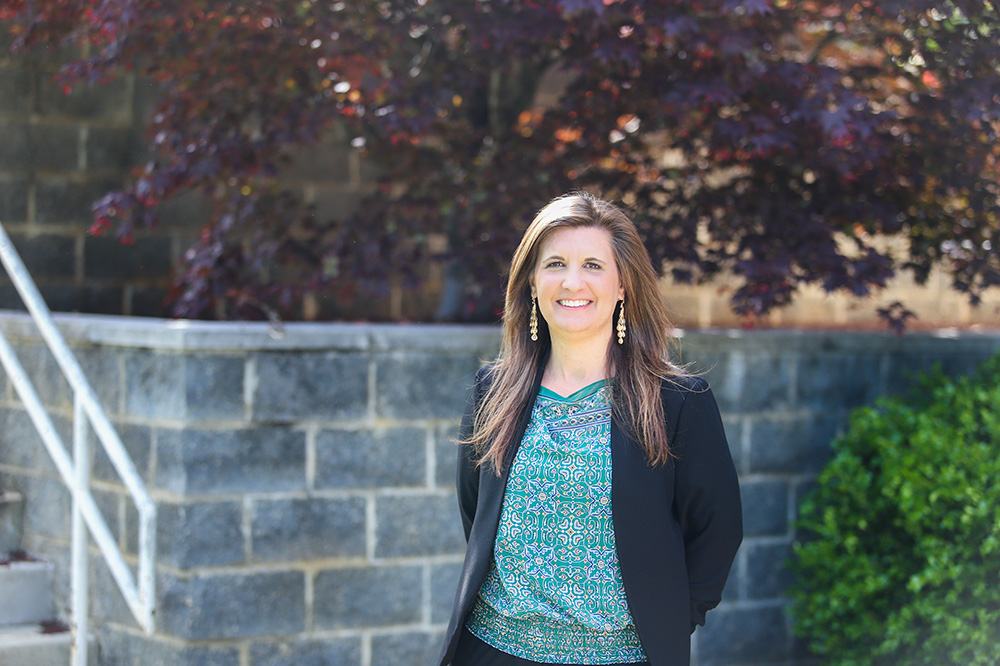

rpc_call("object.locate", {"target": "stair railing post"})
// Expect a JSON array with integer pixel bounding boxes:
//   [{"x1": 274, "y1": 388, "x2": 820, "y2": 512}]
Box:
[{"x1": 71, "y1": 394, "x2": 90, "y2": 666}]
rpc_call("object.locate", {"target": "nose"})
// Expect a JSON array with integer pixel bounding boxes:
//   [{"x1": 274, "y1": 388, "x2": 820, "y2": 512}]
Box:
[{"x1": 561, "y1": 266, "x2": 583, "y2": 290}]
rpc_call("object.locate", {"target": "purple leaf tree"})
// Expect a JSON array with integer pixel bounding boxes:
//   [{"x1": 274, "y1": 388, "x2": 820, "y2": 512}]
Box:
[{"x1": 3, "y1": 0, "x2": 998, "y2": 326}]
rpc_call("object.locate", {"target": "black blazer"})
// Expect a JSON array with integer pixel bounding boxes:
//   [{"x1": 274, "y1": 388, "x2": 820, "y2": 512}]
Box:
[{"x1": 438, "y1": 361, "x2": 743, "y2": 666}]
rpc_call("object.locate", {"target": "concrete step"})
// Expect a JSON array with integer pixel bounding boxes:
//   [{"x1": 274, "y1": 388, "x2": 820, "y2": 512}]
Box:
[
  {"x1": 0, "y1": 558, "x2": 55, "y2": 626},
  {"x1": 0, "y1": 623, "x2": 97, "y2": 666},
  {"x1": 0, "y1": 491, "x2": 24, "y2": 553}
]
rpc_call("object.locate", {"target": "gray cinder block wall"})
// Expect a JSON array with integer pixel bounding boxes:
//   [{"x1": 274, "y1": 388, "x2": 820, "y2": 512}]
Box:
[
  {"x1": 0, "y1": 31, "x2": 177, "y2": 316},
  {"x1": 0, "y1": 35, "x2": 372, "y2": 320},
  {"x1": 0, "y1": 312, "x2": 998, "y2": 666}
]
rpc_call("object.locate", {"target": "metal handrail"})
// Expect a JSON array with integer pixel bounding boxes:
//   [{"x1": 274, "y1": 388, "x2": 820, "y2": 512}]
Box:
[{"x1": 0, "y1": 223, "x2": 156, "y2": 666}]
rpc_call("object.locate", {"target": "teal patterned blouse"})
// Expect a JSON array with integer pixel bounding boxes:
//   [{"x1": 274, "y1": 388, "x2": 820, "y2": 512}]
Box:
[{"x1": 465, "y1": 380, "x2": 647, "y2": 664}]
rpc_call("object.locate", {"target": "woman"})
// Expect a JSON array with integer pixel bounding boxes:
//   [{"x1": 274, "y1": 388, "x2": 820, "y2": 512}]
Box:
[{"x1": 438, "y1": 193, "x2": 742, "y2": 666}]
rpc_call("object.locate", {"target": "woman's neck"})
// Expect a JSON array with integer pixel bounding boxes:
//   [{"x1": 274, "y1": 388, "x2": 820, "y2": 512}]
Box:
[{"x1": 542, "y1": 333, "x2": 613, "y2": 395}]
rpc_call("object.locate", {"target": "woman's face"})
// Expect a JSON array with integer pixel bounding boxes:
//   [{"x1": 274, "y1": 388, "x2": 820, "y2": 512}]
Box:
[{"x1": 531, "y1": 226, "x2": 624, "y2": 344}]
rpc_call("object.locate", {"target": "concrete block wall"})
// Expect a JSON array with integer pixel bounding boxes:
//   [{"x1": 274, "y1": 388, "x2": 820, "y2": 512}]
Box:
[
  {"x1": 662, "y1": 272, "x2": 1000, "y2": 331},
  {"x1": 0, "y1": 312, "x2": 998, "y2": 665},
  {"x1": 0, "y1": 31, "x2": 181, "y2": 316},
  {"x1": 0, "y1": 36, "x2": 377, "y2": 320},
  {"x1": 675, "y1": 330, "x2": 1000, "y2": 665},
  {"x1": 0, "y1": 313, "x2": 498, "y2": 666}
]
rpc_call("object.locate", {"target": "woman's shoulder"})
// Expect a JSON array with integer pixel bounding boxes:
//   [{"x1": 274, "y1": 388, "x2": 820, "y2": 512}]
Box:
[
  {"x1": 660, "y1": 371, "x2": 710, "y2": 395},
  {"x1": 474, "y1": 362, "x2": 498, "y2": 384},
  {"x1": 471, "y1": 362, "x2": 501, "y2": 399},
  {"x1": 658, "y1": 372, "x2": 715, "y2": 418}
]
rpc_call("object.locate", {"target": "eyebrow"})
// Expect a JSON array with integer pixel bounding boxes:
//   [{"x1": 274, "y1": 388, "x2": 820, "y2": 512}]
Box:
[{"x1": 541, "y1": 254, "x2": 607, "y2": 263}]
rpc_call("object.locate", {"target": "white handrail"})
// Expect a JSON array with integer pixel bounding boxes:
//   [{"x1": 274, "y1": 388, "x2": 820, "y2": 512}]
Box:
[
  {"x1": 0, "y1": 223, "x2": 156, "y2": 664},
  {"x1": 72, "y1": 395, "x2": 91, "y2": 666}
]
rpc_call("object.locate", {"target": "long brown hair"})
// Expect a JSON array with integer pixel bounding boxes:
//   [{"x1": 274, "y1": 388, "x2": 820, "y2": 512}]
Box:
[{"x1": 467, "y1": 191, "x2": 685, "y2": 473}]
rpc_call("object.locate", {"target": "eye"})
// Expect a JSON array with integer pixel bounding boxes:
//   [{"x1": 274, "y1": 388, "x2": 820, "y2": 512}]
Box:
[
  {"x1": 544, "y1": 260, "x2": 564, "y2": 269},
  {"x1": 584, "y1": 262, "x2": 603, "y2": 270}
]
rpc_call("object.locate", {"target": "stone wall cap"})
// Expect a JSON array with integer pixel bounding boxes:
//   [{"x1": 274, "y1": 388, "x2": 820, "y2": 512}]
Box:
[
  {"x1": 0, "y1": 310, "x2": 997, "y2": 354},
  {"x1": 0, "y1": 310, "x2": 502, "y2": 352},
  {"x1": 677, "y1": 326, "x2": 1000, "y2": 354}
]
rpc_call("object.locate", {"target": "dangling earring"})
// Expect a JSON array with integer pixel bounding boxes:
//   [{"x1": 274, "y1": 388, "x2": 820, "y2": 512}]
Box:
[
  {"x1": 530, "y1": 297, "x2": 538, "y2": 341},
  {"x1": 616, "y1": 297, "x2": 626, "y2": 344}
]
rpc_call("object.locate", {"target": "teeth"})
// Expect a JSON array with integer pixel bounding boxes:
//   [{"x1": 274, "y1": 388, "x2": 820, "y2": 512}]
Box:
[{"x1": 559, "y1": 300, "x2": 590, "y2": 307}]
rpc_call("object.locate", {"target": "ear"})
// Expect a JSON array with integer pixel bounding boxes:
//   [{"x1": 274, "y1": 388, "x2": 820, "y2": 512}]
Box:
[{"x1": 529, "y1": 279, "x2": 536, "y2": 299}]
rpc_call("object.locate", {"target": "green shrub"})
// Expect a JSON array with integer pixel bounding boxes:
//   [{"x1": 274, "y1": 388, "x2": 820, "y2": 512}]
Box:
[{"x1": 789, "y1": 354, "x2": 1000, "y2": 666}]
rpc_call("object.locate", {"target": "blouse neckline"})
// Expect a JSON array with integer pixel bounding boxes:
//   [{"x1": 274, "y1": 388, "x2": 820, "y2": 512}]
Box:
[{"x1": 537, "y1": 378, "x2": 611, "y2": 402}]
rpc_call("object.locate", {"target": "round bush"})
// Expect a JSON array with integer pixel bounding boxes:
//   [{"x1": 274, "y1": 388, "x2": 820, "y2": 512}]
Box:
[{"x1": 789, "y1": 354, "x2": 1000, "y2": 665}]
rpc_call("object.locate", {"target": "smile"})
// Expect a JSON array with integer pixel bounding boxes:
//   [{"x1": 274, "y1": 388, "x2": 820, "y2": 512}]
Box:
[{"x1": 558, "y1": 299, "x2": 591, "y2": 308}]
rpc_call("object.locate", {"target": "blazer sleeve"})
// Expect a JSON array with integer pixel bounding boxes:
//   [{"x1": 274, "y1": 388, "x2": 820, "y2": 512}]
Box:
[
  {"x1": 456, "y1": 366, "x2": 489, "y2": 540},
  {"x1": 671, "y1": 377, "x2": 743, "y2": 632}
]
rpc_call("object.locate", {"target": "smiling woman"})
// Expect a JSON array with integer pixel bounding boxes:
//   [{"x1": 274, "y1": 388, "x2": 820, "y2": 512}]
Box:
[
  {"x1": 531, "y1": 226, "x2": 624, "y2": 368},
  {"x1": 438, "y1": 192, "x2": 743, "y2": 666}
]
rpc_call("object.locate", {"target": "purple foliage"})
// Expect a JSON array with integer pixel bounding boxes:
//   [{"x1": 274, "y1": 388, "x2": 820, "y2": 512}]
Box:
[
  {"x1": 722, "y1": 0, "x2": 772, "y2": 16},
  {"x1": 560, "y1": 0, "x2": 607, "y2": 13},
  {"x1": 2, "y1": 0, "x2": 998, "y2": 326}
]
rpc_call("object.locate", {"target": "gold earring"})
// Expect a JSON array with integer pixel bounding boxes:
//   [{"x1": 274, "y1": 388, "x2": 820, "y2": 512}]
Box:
[
  {"x1": 617, "y1": 297, "x2": 626, "y2": 344},
  {"x1": 530, "y1": 297, "x2": 538, "y2": 341}
]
